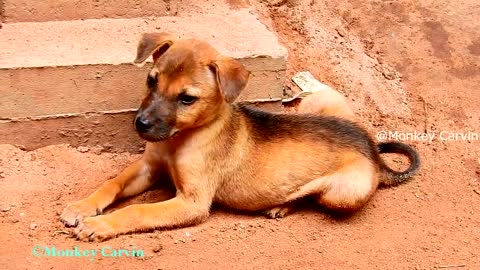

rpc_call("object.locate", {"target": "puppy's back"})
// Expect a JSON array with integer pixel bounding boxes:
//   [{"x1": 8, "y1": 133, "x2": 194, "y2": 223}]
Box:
[{"x1": 234, "y1": 104, "x2": 379, "y2": 163}]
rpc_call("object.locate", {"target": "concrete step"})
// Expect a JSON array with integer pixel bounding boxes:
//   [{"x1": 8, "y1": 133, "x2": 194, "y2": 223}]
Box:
[
  {"x1": 1, "y1": 0, "x2": 249, "y2": 23},
  {"x1": 0, "y1": 10, "x2": 287, "y2": 152},
  {"x1": 2, "y1": 0, "x2": 170, "y2": 23}
]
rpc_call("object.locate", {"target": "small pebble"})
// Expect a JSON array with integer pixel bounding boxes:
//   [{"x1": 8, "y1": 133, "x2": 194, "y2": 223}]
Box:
[
  {"x1": 152, "y1": 244, "x2": 163, "y2": 253},
  {"x1": 30, "y1": 223, "x2": 38, "y2": 230},
  {"x1": 92, "y1": 146, "x2": 104, "y2": 155},
  {"x1": 77, "y1": 146, "x2": 90, "y2": 153}
]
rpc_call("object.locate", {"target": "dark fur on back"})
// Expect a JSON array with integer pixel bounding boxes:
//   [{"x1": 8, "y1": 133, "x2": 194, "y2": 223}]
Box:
[{"x1": 234, "y1": 104, "x2": 380, "y2": 163}]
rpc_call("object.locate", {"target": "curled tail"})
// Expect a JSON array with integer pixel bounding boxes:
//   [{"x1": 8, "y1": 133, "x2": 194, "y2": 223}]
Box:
[{"x1": 377, "y1": 142, "x2": 420, "y2": 187}]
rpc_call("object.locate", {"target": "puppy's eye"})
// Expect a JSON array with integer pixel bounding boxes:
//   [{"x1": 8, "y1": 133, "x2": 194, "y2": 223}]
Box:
[
  {"x1": 178, "y1": 94, "x2": 198, "y2": 105},
  {"x1": 147, "y1": 74, "x2": 157, "y2": 88}
]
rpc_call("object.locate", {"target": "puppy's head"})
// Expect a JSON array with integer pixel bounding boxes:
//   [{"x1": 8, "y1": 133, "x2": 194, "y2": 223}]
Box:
[{"x1": 132, "y1": 32, "x2": 250, "y2": 142}]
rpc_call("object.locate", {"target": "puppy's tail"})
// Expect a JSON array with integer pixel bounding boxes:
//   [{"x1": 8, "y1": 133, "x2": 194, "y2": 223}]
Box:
[{"x1": 377, "y1": 142, "x2": 420, "y2": 187}]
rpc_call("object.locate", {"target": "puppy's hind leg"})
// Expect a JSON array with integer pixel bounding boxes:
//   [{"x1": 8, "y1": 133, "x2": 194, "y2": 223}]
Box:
[
  {"x1": 285, "y1": 156, "x2": 378, "y2": 213},
  {"x1": 315, "y1": 159, "x2": 378, "y2": 212}
]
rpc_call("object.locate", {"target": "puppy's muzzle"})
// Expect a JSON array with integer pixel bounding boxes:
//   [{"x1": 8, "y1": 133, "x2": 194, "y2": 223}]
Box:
[
  {"x1": 134, "y1": 112, "x2": 177, "y2": 142},
  {"x1": 135, "y1": 116, "x2": 153, "y2": 133}
]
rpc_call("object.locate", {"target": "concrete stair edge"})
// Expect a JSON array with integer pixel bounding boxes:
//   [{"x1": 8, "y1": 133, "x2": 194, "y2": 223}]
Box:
[
  {"x1": 0, "y1": 11, "x2": 287, "y2": 69},
  {"x1": 0, "y1": 8, "x2": 288, "y2": 152}
]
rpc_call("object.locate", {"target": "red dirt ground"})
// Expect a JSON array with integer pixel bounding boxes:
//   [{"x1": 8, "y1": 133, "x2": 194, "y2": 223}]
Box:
[{"x1": 1, "y1": 0, "x2": 479, "y2": 269}]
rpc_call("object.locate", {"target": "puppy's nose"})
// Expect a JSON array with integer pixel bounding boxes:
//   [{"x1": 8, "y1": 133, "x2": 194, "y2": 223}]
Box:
[{"x1": 135, "y1": 117, "x2": 153, "y2": 133}]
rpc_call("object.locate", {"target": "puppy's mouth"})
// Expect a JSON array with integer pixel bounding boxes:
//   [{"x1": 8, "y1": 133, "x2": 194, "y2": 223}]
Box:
[{"x1": 138, "y1": 129, "x2": 180, "y2": 142}]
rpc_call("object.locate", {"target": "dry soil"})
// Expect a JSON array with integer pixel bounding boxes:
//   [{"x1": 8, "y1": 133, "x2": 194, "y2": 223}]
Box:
[{"x1": 0, "y1": 0, "x2": 479, "y2": 269}]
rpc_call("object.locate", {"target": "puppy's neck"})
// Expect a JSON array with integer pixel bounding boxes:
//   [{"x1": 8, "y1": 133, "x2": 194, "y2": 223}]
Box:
[{"x1": 168, "y1": 102, "x2": 233, "y2": 149}]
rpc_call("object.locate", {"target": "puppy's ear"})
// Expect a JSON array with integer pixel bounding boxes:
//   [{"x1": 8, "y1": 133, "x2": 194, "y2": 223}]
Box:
[
  {"x1": 209, "y1": 57, "x2": 250, "y2": 103},
  {"x1": 133, "y1": 32, "x2": 175, "y2": 66}
]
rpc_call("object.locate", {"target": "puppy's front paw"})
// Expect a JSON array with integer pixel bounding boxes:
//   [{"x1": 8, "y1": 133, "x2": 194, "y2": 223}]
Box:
[
  {"x1": 60, "y1": 200, "x2": 101, "y2": 227},
  {"x1": 264, "y1": 206, "x2": 292, "y2": 219},
  {"x1": 75, "y1": 216, "x2": 116, "y2": 242}
]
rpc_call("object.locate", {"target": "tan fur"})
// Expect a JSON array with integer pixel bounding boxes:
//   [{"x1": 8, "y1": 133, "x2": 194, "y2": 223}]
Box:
[
  {"x1": 297, "y1": 89, "x2": 355, "y2": 120},
  {"x1": 61, "y1": 33, "x2": 382, "y2": 241}
]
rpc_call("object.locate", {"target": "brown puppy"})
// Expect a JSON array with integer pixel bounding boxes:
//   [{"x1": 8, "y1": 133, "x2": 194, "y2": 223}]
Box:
[{"x1": 60, "y1": 33, "x2": 420, "y2": 241}]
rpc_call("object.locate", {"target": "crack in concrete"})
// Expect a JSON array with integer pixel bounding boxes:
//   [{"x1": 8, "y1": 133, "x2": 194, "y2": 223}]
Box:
[{"x1": 0, "y1": 108, "x2": 139, "y2": 123}]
